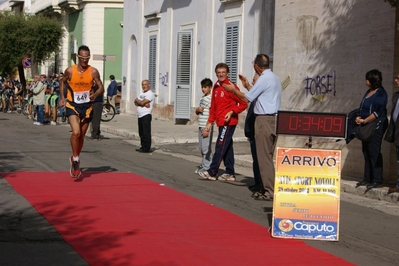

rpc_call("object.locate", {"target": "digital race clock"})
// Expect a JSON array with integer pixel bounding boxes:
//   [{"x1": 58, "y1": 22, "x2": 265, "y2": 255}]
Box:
[{"x1": 276, "y1": 111, "x2": 347, "y2": 138}]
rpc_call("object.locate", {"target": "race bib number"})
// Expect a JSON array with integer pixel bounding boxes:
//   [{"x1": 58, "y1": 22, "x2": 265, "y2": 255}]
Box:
[{"x1": 73, "y1": 90, "x2": 90, "y2": 104}]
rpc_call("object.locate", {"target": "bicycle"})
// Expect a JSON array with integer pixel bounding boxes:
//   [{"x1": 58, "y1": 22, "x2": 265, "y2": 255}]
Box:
[
  {"x1": 20, "y1": 97, "x2": 30, "y2": 116},
  {"x1": 101, "y1": 100, "x2": 116, "y2": 122}
]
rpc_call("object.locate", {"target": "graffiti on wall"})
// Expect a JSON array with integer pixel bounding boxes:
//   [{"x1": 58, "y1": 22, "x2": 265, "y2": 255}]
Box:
[
  {"x1": 304, "y1": 71, "x2": 336, "y2": 98},
  {"x1": 159, "y1": 72, "x2": 168, "y2": 87}
]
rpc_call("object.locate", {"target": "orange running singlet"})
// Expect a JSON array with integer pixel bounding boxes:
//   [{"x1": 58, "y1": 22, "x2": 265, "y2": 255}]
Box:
[{"x1": 67, "y1": 65, "x2": 93, "y2": 104}]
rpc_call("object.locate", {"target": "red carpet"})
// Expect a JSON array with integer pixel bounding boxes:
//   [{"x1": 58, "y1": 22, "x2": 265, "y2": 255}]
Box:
[{"x1": 3, "y1": 172, "x2": 353, "y2": 266}]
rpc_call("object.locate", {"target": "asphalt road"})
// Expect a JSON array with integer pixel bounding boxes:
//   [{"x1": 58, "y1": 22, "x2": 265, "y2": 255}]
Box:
[{"x1": 1, "y1": 112, "x2": 399, "y2": 265}]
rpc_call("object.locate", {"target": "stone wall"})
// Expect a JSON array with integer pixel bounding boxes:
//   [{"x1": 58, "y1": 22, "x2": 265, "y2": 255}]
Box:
[{"x1": 273, "y1": 0, "x2": 396, "y2": 183}]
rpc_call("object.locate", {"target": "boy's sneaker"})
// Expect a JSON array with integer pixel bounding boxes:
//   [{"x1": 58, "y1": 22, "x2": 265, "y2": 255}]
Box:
[
  {"x1": 33, "y1": 122, "x2": 43, "y2": 125},
  {"x1": 194, "y1": 166, "x2": 203, "y2": 174},
  {"x1": 69, "y1": 156, "x2": 81, "y2": 178},
  {"x1": 50, "y1": 121, "x2": 57, "y2": 126}
]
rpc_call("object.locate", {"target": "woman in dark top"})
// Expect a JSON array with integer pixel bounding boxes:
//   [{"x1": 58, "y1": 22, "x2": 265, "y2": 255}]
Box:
[{"x1": 355, "y1": 69, "x2": 388, "y2": 189}]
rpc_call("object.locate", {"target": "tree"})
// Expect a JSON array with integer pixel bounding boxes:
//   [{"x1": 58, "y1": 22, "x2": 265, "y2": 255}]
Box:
[
  {"x1": 385, "y1": 0, "x2": 398, "y2": 7},
  {"x1": 0, "y1": 11, "x2": 64, "y2": 82}
]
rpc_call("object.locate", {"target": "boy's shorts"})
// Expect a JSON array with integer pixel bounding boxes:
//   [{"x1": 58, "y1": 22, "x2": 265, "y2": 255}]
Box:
[{"x1": 66, "y1": 102, "x2": 93, "y2": 123}]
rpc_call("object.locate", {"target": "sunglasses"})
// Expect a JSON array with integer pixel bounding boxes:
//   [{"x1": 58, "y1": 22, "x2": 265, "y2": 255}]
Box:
[{"x1": 77, "y1": 55, "x2": 91, "y2": 60}]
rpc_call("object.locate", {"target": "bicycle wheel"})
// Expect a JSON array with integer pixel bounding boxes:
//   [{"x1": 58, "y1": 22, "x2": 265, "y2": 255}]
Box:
[
  {"x1": 101, "y1": 103, "x2": 116, "y2": 122},
  {"x1": 31, "y1": 105, "x2": 37, "y2": 121},
  {"x1": 21, "y1": 101, "x2": 29, "y2": 116}
]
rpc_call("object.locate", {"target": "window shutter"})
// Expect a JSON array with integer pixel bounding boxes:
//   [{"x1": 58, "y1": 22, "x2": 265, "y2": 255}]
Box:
[
  {"x1": 174, "y1": 31, "x2": 192, "y2": 119},
  {"x1": 225, "y1": 22, "x2": 239, "y2": 84},
  {"x1": 176, "y1": 32, "x2": 192, "y2": 85},
  {"x1": 148, "y1": 35, "x2": 157, "y2": 92}
]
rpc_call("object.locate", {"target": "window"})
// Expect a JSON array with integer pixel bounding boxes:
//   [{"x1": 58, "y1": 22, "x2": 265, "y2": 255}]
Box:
[
  {"x1": 225, "y1": 22, "x2": 239, "y2": 84},
  {"x1": 174, "y1": 31, "x2": 192, "y2": 119},
  {"x1": 148, "y1": 35, "x2": 157, "y2": 92},
  {"x1": 176, "y1": 32, "x2": 192, "y2": 85}
]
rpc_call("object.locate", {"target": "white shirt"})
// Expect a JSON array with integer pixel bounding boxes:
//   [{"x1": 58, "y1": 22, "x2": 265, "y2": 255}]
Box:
[
  {"x1": 136, "y1": 89, "x2": 155, "y2": 118},
  {"x1": 245, "y1": 69, "x2": 282, "y2": 115}
]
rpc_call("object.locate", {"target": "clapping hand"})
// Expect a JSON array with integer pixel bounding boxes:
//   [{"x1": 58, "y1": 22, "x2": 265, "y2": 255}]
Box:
[
  {"x1": 222, "y1": 81, "x2": 236, "y2": 92},
  {"x1": 238, "y1": 74, "x2": 250, "y2": 90}
]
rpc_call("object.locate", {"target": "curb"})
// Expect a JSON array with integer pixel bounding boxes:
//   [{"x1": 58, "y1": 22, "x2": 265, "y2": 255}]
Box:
[
  {"x1": 341, "y1": 179, "x2": 399, "y2": 204},
  {"x1": 101, "y1": 124, "x2": 399, "y2": 205},
  {"x1": 101, "y1": 125, "x2": 248, "y2": 144}
]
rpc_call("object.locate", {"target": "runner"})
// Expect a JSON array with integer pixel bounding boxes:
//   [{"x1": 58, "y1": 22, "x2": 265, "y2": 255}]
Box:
[{"x1": 59, "y1": 45, "x2": 104, "y2": 178}]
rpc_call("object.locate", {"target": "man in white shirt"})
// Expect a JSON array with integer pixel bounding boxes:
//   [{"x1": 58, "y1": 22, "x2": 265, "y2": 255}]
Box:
[
  {"x1": 223, "y1": 54, "x2": 282, "y2": 200},
  {"x1": 32, "y1": 75, "x2": 47, "y2": 125},
  {"x1": 134, "y1": 80, "x2": 155, "y2": 153}
]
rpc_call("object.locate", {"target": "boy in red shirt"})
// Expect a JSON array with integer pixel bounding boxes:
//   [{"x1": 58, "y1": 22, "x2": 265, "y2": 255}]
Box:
[{"x1": 199, "y1": 63, "x2": 248, "y2": 181}]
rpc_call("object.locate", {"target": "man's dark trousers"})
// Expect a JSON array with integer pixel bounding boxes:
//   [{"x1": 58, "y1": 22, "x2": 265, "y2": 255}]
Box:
[
  {"x1": 91, "y1": 101, "x2": 102, "y2": 139},
  {"x1": 138, "y1": 114, "x2": 152, "y2": 151}
]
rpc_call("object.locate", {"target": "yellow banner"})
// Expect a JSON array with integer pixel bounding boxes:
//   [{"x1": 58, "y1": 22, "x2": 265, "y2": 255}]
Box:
[{"x1": 272, "y1": 148, "x2": 341, "y2": 241}]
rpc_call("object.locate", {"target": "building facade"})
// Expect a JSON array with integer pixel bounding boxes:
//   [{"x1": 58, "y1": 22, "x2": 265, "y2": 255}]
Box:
[
  {"x1": 121, "y1": 0, "x2": 275, "y2": 121},
  {"x1": 273, "y1": 0, "x2": 396, "y2": 182},
  {"x1": 122, "y1": 0, "x2": 398, "y2": 183}
]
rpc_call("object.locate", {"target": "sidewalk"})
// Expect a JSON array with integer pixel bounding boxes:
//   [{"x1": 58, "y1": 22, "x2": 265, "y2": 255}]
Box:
[{"x1": 100, "y1": 113, "x2": 399, "y2": 205}]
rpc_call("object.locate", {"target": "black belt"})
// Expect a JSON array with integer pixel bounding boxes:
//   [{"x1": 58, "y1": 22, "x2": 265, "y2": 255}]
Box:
[{"x1": 255, "y1": 113, "x2": 277, "y2": 116}]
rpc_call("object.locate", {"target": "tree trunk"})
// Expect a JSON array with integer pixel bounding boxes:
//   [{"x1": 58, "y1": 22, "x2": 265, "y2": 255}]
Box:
[{"x1": 17, "y1": 64, "x2": 26, "y2": 89}]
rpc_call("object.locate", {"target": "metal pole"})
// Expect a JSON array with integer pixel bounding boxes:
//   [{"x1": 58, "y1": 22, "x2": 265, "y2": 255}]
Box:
[{"x1": 103, "y1": 55, "x2": 106, "y2": 85}]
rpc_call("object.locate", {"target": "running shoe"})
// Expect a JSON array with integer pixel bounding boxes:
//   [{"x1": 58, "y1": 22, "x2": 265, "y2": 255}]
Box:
[{"x1": 69, "y1": 156, "x2": 81, "y2": 178}]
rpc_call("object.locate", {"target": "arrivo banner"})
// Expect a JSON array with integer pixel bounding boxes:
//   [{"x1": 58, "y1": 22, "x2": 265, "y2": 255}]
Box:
[{"x1": 272, "y1": 147, "x2": 341, "y2": 241}]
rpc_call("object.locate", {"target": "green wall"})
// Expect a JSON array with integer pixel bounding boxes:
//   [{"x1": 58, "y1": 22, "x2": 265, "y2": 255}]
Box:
[
  {"x1": 68, "y1": 10, "x2": 83, "y2": 64},
  {"x1": 104, "y1": 8, "x2": 123, "y2": 83}
]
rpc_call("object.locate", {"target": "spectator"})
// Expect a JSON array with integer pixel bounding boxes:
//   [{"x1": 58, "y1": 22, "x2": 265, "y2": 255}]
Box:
[
  {"x1": 386, "y1": 72, "x2": 399, "y2": 194},
  {"x1": 242, "y1": 73, "x2": 262, "y2": 193},
  {"x1": 134, "y1": 79, "x2": 155, "y2": 153},
  {"x1": 49, "y1": 74, "x2": 60, "y2": 125},
  {"x1": 41, "y1": 74, "x2": 51, "y2": 122},
  {"x1": 3, "y1": 76, "x2": 15, "y2": 113},
  {"x1": 223, "y1": 54, "x2": 282, "y2": 200},
  {"x1": 14, "y1": 78, "x2": 23, "y2": 112},
  {"x1": 32, "y1": 75, "x2": 46, "y2": 125},
  {"x1": 354, "y1": 69, "x2": 388, "y2": 189},
  {"x1": 89, "y1": 79, "x2": 104, "y2": 140},
  {"x1": 198, "y1": 63, "x2": 248, "y2": 181},
  {"x1": 107, "y1": 75, "x2": 118, "y2": 111},
  {"x1": 195, "y1": 78, "x2": 213, "y2": 174},
  {"x1": 25, "y1": 78, "x2": 34, "y2": 119}
]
